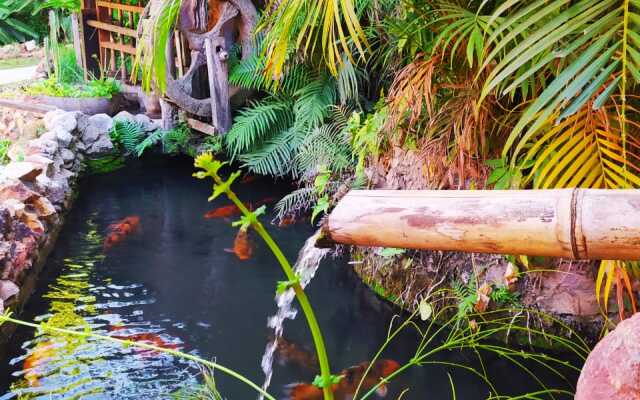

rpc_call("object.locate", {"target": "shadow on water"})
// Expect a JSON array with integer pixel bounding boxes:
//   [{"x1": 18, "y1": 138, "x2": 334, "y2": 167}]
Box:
[{"x1": 0, "y1": 157, "x2": 579, "y2": 399}]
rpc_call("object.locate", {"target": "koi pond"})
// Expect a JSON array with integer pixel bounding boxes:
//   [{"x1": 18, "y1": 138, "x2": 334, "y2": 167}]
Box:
[{"x1": 0, "y1": 157, "x2": 578, "y2": 399}]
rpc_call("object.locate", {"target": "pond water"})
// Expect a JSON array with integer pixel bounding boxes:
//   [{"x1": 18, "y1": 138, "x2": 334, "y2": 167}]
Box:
[{"x1": 0, "y1": 157, "x2": 577, "y2": 399}]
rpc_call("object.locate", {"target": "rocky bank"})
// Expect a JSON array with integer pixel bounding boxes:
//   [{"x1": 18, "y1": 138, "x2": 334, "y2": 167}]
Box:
[{"x1": 0, "y1": 108, "x2": 159, "y2": 342}]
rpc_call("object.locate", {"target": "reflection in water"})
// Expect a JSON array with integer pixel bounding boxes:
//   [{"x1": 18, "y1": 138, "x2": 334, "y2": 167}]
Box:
[
  {"x1": 4, "y1": 216, "x2": 192, "y2": 399},
  {"x1": 0, "y1": 158, "x2": 577, "y2": 399}
]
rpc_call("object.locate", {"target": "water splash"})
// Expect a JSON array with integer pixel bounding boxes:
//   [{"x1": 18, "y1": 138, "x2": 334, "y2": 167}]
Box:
[{"x1": 259, "y1": 230, "x2": 329, "y2": 399}]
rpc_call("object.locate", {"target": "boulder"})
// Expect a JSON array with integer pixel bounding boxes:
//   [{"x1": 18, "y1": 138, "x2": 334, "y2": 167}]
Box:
[
  {"x1": 576, "y1": 313, "x2": 640, "y2": 399},
  {"x1": 1, "y1": 162, "x2": 43, "y2": 182},
  {"x1": 113, "y1": 110, "x2": 135, "y2": 122},
  {"x1": 523, "y1": 262, "x2": 599, "y2": 317},
  {"x1": 32, "y1": 196, "x2": 57, "y2": 221},
  {"x1": 24, "y1": 154, "x2": 54, "y2": 178},
  {"x1": 0, "y1": 280, "x2": 18, "y2": 301},
  {"x1": 135, "y1": 114, "x2": 159, "y2": 131},
  {"x1": 26, "y1": 138, "x2": 58, "y2": 157},
  {"x1": 0, "y1": 181, "x2": 39, "y2": 203},
  {"x1": 54, "y1": 127, "x2": 74, "y2": 147},
  {"x1": 87, "y1": 135, "x2": 115, "y2": 156},
  {"x1": 81, "y1": 113, "x2": 113, "y2": 145},
  {"x1": 44, "y1": 110, "x2": 77, "y2": 132},
  {"x1": 60, "y1": 148, "x2": 75, "y2": 164},
  {"x1": 24, "y1": 40, "x2": 37, "y2": 51}
]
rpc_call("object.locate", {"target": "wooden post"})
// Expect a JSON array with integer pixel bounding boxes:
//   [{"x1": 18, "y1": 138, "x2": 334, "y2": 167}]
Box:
[
  {"x1": 71, "y1": 12, "x2": 85, "y2": 74},
  {"x1": 319, "y1": 189, "x2": 640, "y2": 260},
  {"x1": 204, "y1": 37, "x2": 220, "y2": 131}
]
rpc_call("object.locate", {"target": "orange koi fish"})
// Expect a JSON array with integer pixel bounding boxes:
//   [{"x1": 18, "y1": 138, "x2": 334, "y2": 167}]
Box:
[
  {"x1": 203, "y1": 204, "x2": 242, "y2": 219},
  {"x1": 23, "y1": 341, "x2": 56, "y2": 387},
  {"x1": 104, "y1": 216, "x2": 141, "y2": 250},
  {"x1": 278, "y1": 214, "x2": 298, "y2": 228},
  {"x1": 255, "y1": 197, "x2": 278, "y2": 208},
  {"x1": 269, "y1": 335, "x2": 318, "y2": 370},
  {"x1": 109, "y1": 326, "x2": 180, "y2": 356},
  {"x1": 285, "y1": 359, "x2": 400, "y2": 400},
  {"x1": 225, "y1": 228, "x2": 253, "y2": 260},
  {"x1": 241, "y1": 175, "x2": 258, "y2": 184}
]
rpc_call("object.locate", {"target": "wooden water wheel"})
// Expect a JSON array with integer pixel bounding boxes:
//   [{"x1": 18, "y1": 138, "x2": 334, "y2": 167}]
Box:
[{"x1": 139, "y1": 0, "x2": 257, "y2": 132}]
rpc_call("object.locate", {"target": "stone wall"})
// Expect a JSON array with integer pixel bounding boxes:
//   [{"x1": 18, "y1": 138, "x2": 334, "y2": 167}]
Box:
[{"x1": 0, "y1": 108, "x2": 158, "y2": 341}]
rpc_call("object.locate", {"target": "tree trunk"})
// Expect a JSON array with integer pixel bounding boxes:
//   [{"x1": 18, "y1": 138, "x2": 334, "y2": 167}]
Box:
[{"x1": 318, "y1": 189, "x2": 640, "y2": 260}]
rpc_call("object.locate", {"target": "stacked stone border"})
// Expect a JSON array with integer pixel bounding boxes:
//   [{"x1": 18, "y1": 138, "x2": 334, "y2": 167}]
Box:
[{"x1": 0, "y1": 109, "x2": 159, "y2": 344}]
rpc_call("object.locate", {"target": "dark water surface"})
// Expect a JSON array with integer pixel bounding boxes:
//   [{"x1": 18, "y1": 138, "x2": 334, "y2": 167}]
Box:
[{"x1": 0, "y1": 157, "x2": 577, "y2": 399}]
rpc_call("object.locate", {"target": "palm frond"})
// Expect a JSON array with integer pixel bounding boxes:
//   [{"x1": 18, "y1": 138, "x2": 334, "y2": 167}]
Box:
[
  {"x1": 260, "y1": 0, "x2": 370, "y2": 78},
  {"x1": 480, "y1": 0, "x2": 640, "y2": 162},
  {"x1": 524, "y1": 104, "x2": 640, "y2": 189}
]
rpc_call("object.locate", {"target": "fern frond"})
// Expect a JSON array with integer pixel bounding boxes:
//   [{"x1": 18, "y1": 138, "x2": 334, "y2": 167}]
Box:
[
  {"x1": 225, "y1": 97, "x2": 295, "y2": 158},
  {"x1": 135, "y1": 129, "x2": 163, "y2": 157},
  {"x1": 293, "y1": 74, "x2": 337, "y2": 128},
  {"x1": 275, "y1": 187, "x2": 318, "y2": 220},
  {"x1": 112, "y1": 120, "x2": 145, "y2": 154},
  {"x1": 239, "y1": 127, "x2": 304, "y2": 176},
  {"x1": 294, "y1": 122, "x2": 353, "y2": 178}
]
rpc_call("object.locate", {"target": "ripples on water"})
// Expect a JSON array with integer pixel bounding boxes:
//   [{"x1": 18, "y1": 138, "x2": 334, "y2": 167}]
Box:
[{"x1": 0, "y1": 158, "x2": 577, "y2": 399}]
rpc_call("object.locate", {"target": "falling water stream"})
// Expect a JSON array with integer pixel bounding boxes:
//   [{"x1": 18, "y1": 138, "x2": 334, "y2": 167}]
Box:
[
  {"x1": 259, "y1": 231, "x2": 329, "y2": 398},
  {"x1": 0, "y1": 157, "x2": 578, "y2": 399}
]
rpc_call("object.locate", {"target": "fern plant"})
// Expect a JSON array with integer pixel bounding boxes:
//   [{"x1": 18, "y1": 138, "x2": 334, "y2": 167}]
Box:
[
  {"x1": 110, "y1": 120, "x2": 145, "y2": 155},
  {"x1": 226, "y1": 60, "x2": 341, "y2": 177}
]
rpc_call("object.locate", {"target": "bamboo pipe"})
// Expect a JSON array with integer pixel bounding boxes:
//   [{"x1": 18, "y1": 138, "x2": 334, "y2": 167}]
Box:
[{"x1": 317, "y1": 189, "x2": 640, "y2": 260}]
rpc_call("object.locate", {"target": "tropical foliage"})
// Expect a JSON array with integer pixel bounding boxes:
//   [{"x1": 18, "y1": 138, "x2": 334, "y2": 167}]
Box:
[
  {"x1": 0, "y1": 0, "x2": 38, "y2": 44},
  {"x1": 220, "y1": 0, "x2": 640, "y2": 317}
]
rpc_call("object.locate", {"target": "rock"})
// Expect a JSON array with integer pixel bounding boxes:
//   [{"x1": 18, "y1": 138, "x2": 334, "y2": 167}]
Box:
[
  {"x1": 576, "y1": 313, "x2": 640, "y2": 399},
  {"x1": 523, "y1": 262, "x2": 599, "y2": 317},
  {"x1": 113, "y1": 111, "x2": 135, "y2": 122},
  {"x1": 35, "y1": 175, "x2": 66, "y2": 208},
  {"x1": 39, "y1": 131, "x2": 57, "y2": 142},
  {"x1": 1, "y1": 162, "x2": 43, "y2": 182},
  {"x1": 81, "y1": 114, "x2": 113, "y2": 145},
  {"x1": 2, "y1": 198, "x2": 25, "y2": 217},
  {"x1": 26, "y1": 138, "x2": 58, "y2": 157},
  {"x1": 44, "y1": 110, "x2": 77, "y2": 132},
  {"x1": 32, "y1": 196, "x2": 57, "y2": 221},
  {"x1": 0, "y1": 280, "x2": 18, "y2": 301},
  {"x1": 25, "y1": 154, "x2": 54, "y2": 178},
  {"x1": 134, "y1": 114, "x2": 158, "y2": 131},
  {"x1": 0, "y1": 181, "x2": 39, "y2": 203},
  {"x1": 19, "y1": 211, "x2": 44, "y2": 235},
  {"x1": 87, "y1": 135, "x2": 114, "y2": 156},
  {"x1": 60, "y1": 148, "x2": 75, "y2": 164},
  {"x1": 24, "y1": 40, "x2": 37, "y2": 51},
  {"x1": 54, "y1": 127, "x2": 74, "y2": 147}
]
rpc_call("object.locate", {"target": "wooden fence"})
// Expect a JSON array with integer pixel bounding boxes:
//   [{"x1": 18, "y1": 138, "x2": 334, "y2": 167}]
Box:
[{"x1": 79, "y1": 0, "x2": 148, "y2": 82}]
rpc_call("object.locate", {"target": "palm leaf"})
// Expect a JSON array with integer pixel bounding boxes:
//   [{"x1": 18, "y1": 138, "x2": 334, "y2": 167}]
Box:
[{"x1": 260, "y1": 0, "x2": 370, "y2": 78}]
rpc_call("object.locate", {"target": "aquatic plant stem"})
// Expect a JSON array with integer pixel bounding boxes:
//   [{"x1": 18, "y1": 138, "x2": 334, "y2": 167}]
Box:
[
  {"x1": 217, "y1": 180, "x2": 335, "y2": 400},
  {"x1": 0, "y1": 314, "x2": 276, "y2": 400}
]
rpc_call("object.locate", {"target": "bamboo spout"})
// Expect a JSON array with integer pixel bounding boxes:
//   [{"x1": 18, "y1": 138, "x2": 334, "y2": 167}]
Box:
[{"x1": 319, "y1": 189, "x2": 640, "y2": 260}]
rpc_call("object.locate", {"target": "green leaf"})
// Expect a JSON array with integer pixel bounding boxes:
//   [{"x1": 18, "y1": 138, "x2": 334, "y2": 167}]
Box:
[
  {"x1": 276, "y1": 276, "x2": 301, "y2": 295},
  {"x1": 209, "y1": 171, "x2": 242, "y2": 201},
  {"x1": 311, "y1": 196, "x2": 330, "y2": 224},
  {"x1": 379, "y1": 248, "x2": 406, "y2": 258},
  {"x1": 592, "y1": 76, "x2": 621, "y2": 110},
  {"x1": 312, "y1": 374, "x2": 343, "y2": 388},
  {"x1": 232, "y1": 205, "x2": 267, "y2": 231}
]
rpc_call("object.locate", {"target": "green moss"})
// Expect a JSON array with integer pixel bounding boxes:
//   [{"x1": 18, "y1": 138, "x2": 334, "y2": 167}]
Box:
[{"x1": 86, "y1": 154, "x2": 125, "y2": 175}]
